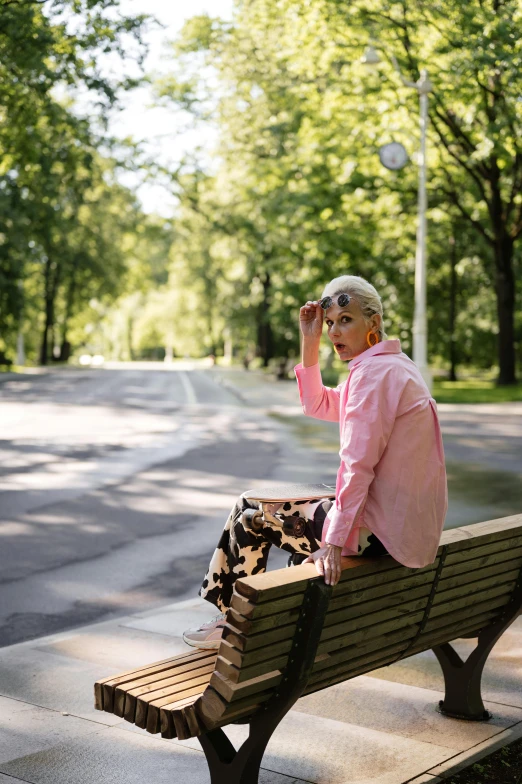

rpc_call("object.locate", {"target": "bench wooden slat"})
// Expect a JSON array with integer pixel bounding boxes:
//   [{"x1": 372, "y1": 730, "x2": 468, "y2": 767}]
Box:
[
  {"x1": 173, "y1": 708, "x2": 191, "y2": 740},
  {"x1": 228, "y1": 581, "x2": 433, "y2": 638},
  {"x1": 158, "y1": 694, "x2": 207, "y2": 737},
  {"x1": 234, "y1": 532, "x2": 522, "y2": 612},
  {"x1": 438, "y1": 557, "x2": 522, "y2": 591},
  {"x1": 138, "y1": 680, "x2": 212, "y2": 731},
  {"x1": 408, "y1": 609, "x2": 505, "y2": 656},
  {"x1": 222, "y1": 598, "x2": 429, "y2": 678},
  {"x1": 415, "y1": 595, "x2": 512, "y2": 642},
  {"x1": 215, "y1": 649, "x2": 330, "y2": 685},
  {"x1": 306, "y1": 626, "x2": 420, "y2": 681},
  {"x1": 212, "y1": 607, "x2": 428, "y2": 708},
  {"x1": 439, "y1": 515, "x2": 522, "y2": 551},
  {"x1": 196, "y1": 685, "x2": 269, "y2": 728},
  {"x1": 306, "y1": 607, "x2": 506, "y2": 695},
  {"x1": 227, "y1": 547, "x2": 522, "y2": 648},
  {"x1": 444, "y1": 536, "x2": 522, "y2": 565},
  {"x1": 220, "y1": 591, "x2": 432, "y2": 682},
  {"x1": 441, "y1": 548, "x2": 522, "y2": 579},
  {"x1": 319, "y1": 609, "x2": 426, "y2": 657},
  {"x1": 122, "y1": 660, "x2": 216, "y2": 722},
  {"x1": 230, "y1": 568, "x2": 438, "y2": 625},
  {"x1": 113, "y1": 654, "x2": 215, "y2": 717},
  {"x1": 235, "y1": 556, "x2": 412, "y2": 604},
  {"x1": 218, "y1": 621, "x2": 418, "y2": 685},
  {"x1": 134, "y1": 673, "x2": 212, "y2": 729},
  {"x1": 210, "y1": 613, "x2": 432, "y2": 704},
  {"x1": 222, "y1": 572, "x2": 475, "y2": 667},
  {"x1": 95, "y1": 650, "x2": 197, "y2": 690},
  {"x1": 223, "y1": 620, "x2": 295, "y2": 653},
  {"x1": 327, "y1": 561, "x2": 436, "y2": 595},
  {"x1": 210, "y1": 668, "x2": 282, "y2": 704},
  {"x1": 183, "y1": 703, "x2": 202, "y2": 737},
  {"x1": 98, "y1": 649, "x2": 212, "y2": 713},
  {"x1": 433, "y1": 569, "x2": 520, "y2": 607},
  {"x1": 429, "y1": 582, "x2": 516, "y2": 618}
]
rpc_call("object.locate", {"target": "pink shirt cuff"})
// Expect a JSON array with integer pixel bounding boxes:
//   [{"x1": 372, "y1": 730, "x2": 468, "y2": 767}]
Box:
[
  {"x1": 294, "y1": 362, "x2": 324, "y2": 397},
  {"x1": 324, "y1": 506, "x2": 354, "y2": 548}
]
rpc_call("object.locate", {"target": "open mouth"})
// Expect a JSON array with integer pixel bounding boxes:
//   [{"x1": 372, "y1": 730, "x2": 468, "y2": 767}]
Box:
[{"x1": 334, "y1": 343, "x2": 346, "y2": 352}]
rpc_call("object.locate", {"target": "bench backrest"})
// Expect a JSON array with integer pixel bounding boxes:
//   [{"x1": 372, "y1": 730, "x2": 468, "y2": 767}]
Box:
[{"x1": 196, "y1": 514, "x2": 522, "y2": 729}]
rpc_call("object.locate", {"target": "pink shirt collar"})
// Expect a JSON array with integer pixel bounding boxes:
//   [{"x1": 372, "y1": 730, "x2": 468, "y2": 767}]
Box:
[{"x1": 347, "y1": 338, "x2": 402, "y2": 370}]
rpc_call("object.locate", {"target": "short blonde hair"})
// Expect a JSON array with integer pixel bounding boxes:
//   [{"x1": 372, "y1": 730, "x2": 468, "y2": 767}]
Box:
[{"x1": 322, "y1": 275, "x2": 388, "y2": 341}]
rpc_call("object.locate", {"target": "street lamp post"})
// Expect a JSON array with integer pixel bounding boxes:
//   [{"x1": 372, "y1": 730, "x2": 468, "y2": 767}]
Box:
[
  {"x1": 362, "y1": 47, "x2": 433, "y2": 390},
  {"x1": 411, "y1": 69, "x2": 432, "y2": 391}
]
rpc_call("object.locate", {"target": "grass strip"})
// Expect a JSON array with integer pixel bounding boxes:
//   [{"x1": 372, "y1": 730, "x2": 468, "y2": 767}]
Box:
[{"x1": 445, "y1": 736, "x2": 522, "y2": 784}]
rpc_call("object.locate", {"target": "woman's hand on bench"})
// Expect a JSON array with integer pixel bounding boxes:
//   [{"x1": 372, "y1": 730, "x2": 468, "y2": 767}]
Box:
[{"x1": 303, "y1": 544, "x2": 342, "y2": 586}]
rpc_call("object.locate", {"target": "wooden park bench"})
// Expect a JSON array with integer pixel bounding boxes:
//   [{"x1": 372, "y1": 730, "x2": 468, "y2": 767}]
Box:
[{"x1": 95, "y1": 514, "x2": 522, "y2": 784}]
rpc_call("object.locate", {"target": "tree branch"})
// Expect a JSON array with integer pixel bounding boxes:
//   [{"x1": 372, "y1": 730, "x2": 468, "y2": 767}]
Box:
[
  {"x1": 431, "y1": 102, "x2": 476, "y2": 155},
  {"x1": 430, "y1": 114, "x2": 491, "y2": 206},
  {"x1": 437, "y1": 177, "x2": 494, "y2": 246},
  {"x1": 0, "y1": 0, "x2": 48, "y2": 6},
  {"x1": 506, "y1": 151, "x2": 522, "y2": 225}
]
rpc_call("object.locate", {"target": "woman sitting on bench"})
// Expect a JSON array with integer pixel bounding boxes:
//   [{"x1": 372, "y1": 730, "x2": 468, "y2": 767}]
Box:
[{"x1": 183, "y1": 274, "x2": 448, "y2": 649}]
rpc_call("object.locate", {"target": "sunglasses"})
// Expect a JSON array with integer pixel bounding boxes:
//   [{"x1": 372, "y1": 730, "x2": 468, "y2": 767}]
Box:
[{"x1": 318, "y1": 293, "x2": 351, "y2": 309}]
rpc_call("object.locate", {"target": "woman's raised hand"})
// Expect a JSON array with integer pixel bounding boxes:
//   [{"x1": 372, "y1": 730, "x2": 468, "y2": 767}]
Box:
[{"x1": 299, "y1": 301, "x2": 323, "y2": 342}]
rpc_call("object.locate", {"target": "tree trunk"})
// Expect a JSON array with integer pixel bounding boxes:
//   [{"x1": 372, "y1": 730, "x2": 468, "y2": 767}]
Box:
[
  {"x1": 448, "y1": 235, "x2": 458, "y2": 382},
  {"x1": 493, "y1": 234, "x2": 517, "y2": 385},
  {"x1": 127, "y1": 315, "x2": 135, "y2": 361},
  {"x1": 40, "y1": 256, "x2": 59, "y2": 366},
  {"x1": 59, "y1": 266, "x2": 77, "y2": 362},
  {"x1": 257, "y1": 272, "x2": 274, "y2": 367}
]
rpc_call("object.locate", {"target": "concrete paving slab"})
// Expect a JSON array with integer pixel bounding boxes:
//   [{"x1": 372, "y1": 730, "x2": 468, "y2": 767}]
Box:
[
  {"x1": 293, "y1": 674, "x2": 522, "y2": 750},
  {"x1": 0, "y1": 774, "x2": 27, "y2": 782},
  {"x1": 407, "y1": 776, "x2": 443, "y2": 784},
  {"x1": 428, "y1": 718, "x2": 522, "y2": 779},
  {"x1": 220, "y1": 711, "x2": 455, "y2": 784},
  {"x1": 0, "y1": 694, "x2": 101, "y2": 765},
  {"x1": 120, "y1": 596, "x2": 220, "y2": 638},
  {"x1": 0, "y1": 645, "x2": 123, "y2": 726},
  {"x1": 34, "y1": 619, "x2": 191, "y2": 670},
  {"x1": 0, "y1": 725, "x2": 301, "y2": 784},
  {"x1": 368, "y1": 617, "x2": 522, "y2": 710}
]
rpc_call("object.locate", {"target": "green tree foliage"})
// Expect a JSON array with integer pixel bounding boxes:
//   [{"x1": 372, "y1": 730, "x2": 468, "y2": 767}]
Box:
[
  {"x1": 154, "y1": 0, "x2": 521, "y2": 382},
  {"x1": 0, "y1": 0, "x2": 150, "y2": 363}
]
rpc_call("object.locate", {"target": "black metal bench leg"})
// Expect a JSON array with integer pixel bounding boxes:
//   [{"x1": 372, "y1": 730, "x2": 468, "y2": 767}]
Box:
[
  {"x1": 198, "y1": 728, "x2": 236, "y2": 773},
  {"x1": 198, "y1": 579, "x2": 332, "y2": 784},
  {"x1": 433, "y1": 600, "x2": 521, "y2": 721},
  {"x1": 198, "y1": 714, "x2": 287, "y2": 784},
  {"x1": 433, "y1": 637, "x2": 493, "y2": 721}
]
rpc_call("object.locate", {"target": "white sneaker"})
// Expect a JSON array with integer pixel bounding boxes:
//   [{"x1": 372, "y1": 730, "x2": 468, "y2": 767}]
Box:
[{"x1": 182, "y1": 613, "x2": 226, "y2": 649}]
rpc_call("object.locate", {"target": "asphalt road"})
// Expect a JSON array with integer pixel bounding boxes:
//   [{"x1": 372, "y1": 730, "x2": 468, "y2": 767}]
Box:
[{"x1": 0, "y1": 363, "x2": 316, "y2": 647}]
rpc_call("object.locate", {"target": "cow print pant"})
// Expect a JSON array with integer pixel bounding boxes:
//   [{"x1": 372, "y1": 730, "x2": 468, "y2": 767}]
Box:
[{"x1": 199, "y1": 492, "x2": 388, "y2": 612}]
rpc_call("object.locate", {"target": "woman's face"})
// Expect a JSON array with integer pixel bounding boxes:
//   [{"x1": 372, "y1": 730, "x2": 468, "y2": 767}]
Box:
[{"x1": 324, "y1": 296, "x2": 381, "y2": 361}]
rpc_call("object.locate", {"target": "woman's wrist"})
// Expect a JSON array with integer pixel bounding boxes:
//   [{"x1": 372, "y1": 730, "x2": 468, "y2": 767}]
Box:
[{"x1": 301, "y1": 338, "x2": 320, "y2": 368}]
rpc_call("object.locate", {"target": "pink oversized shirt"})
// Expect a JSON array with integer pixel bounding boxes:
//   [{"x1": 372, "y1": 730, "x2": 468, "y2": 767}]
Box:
[{"x1": 294, "y1": 339, "x2": 447, "y2": 568}]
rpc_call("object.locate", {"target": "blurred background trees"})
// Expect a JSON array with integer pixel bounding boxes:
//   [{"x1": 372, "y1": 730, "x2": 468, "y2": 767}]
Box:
[
  {"x1": 1, "y1": 0, "x2": 521, "y2": 384},
  {"x1": 0, "y1": 0, "x2": 152, "y2": 364}
]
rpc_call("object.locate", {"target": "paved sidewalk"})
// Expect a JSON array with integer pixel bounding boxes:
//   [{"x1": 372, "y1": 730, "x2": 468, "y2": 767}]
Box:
[{"x1": 0, "y1": 591, "x2": 521, "y2": 784}]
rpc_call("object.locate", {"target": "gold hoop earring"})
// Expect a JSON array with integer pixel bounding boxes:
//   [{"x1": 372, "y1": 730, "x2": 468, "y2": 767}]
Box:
[{"x1": 366, "y1": 331, "x2": 378, "y2": 348}]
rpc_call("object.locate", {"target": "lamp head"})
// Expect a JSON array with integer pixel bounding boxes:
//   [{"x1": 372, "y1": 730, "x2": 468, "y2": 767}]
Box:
[{"x1": 361, "y1": 45, "x2": 381, "y2": 67}]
